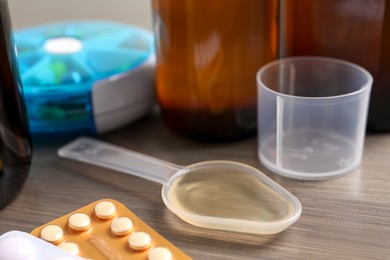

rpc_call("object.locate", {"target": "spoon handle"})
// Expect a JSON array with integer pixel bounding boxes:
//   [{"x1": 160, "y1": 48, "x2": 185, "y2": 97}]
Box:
[{"x1": 58, "y1": 137, "x2": 181, "y2": 184}]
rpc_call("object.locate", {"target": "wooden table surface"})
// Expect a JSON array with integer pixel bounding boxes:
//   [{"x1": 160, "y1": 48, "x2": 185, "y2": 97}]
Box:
[{"x1": 0, "y1": 111, "x2": 389, "y2": 260}]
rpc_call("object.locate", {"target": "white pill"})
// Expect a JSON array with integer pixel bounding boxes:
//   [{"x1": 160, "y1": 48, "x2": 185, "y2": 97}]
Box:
[
  {"x1": 58, "y1": 242, "x2": 79, "y2": 255},
  {"x1": 94, "y1": 201, "x2": 116, "y2": 220},
  {"x1": 68, "y1": 213, "x2": 91, "y2": 231},
  {"x1": 40, "y1": 225, "x2": 64, "y2": 244},
  {"x1": 128, "y1": 231, "x2": 151, "y2": 250},
  {"x1": 111, "y1": 217, "x2": 133, "y2": 236},
  {"x1": 148, "y1": 247, "x2": 173, "y2": 260}
]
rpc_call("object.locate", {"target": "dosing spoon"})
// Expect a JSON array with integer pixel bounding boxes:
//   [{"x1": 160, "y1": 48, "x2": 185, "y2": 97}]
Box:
[{"x1": 58, "y1": 137, "x2": 301, "y2": 234}]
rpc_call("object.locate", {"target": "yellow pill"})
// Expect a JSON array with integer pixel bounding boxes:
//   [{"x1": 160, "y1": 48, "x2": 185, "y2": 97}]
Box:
[
  {"x1": 58, "y1": 242, "x2": 80, "y2": 255},
  {"x1": 94, "y1": 201, "x2": 116, "y2": 220},
  {"x1": 110, "y1": 217, "x2": 133, "y2": 236},
  {"x1": 128, "y1": 231, "x2": 151, "y2": 250},
  {"x1": 68, "y1": 213, "x2": 91, "y2": 231},
  {"x1": 40, "y1": 225, "x2": 63, "y2": 244},
  {"x1": 148, "y1": 247, "x2": 173, "y2": 260}
]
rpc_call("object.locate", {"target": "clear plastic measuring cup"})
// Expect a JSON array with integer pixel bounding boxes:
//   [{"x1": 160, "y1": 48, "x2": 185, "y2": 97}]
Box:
[
  {"x1": 58, "y1": 137, "x2": 301, "y2": 234},
  {"x1": 257, "y1": 56, "x2": 372, "y2": 180}
]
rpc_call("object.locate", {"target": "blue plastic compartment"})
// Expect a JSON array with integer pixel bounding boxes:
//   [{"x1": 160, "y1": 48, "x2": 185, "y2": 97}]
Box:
[{"x1": 15, "y1": 20, "x2": 154, "y2": 135}]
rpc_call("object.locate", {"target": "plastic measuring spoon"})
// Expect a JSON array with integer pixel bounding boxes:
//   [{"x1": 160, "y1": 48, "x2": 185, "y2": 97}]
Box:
[{"x1": 58, "y1": 137, "x2": 301, "y2": 234}]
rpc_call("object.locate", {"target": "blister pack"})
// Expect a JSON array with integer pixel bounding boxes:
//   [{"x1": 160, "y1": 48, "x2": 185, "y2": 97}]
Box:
[{"x1": 30, "y1": 199, "x2": 191, "y2": 260}]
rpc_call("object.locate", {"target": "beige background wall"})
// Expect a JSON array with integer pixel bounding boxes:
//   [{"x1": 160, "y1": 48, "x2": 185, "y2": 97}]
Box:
[{"x1": 8, "y1": 0, "x2": 153, "y2": 30}]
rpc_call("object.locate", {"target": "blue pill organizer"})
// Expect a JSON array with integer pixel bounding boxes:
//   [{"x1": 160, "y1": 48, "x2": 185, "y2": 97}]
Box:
[{"x1": 15, "y1": 20, "x2": 155, "y2": 135}]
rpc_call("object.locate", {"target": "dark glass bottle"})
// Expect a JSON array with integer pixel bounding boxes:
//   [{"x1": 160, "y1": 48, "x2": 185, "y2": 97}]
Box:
[
  {"x1": 152, "y1": 0, "x2": 279, "y2": 141},
  {"x1": 281, "y1": 0, "x2": 390, "y2": 132},
  {"x1": 0, "y1": 0, "x2": 32, "y2": 209}
]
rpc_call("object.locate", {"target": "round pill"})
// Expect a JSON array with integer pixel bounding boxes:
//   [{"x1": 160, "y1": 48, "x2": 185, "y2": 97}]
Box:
[
  {"x1": 148, "y1": 247, "x2": 173, "y2": 260},
  {"x1": 68, "y1": 213, "x2": 91, "y2": 231},
  {"x1": 128, "y1": 231, "x2": 152, "y2": 250},
  {"x1": 58, "y1": 242, "x2": 79, "y2": 255},
  {"x1": 94, "y1": 201, "x2": 116, "y2": 220},
  {"x1": 110, "y1": 217, "x2": 133, "y2": 236},
  {"x1": 40, "y1": 225, "x2": 64, "y2": 244}
]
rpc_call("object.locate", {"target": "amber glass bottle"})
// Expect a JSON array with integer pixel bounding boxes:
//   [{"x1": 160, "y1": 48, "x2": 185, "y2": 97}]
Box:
[
  {"x1": 152, "y1": 0, "x2": 279, "y2": 141},
  {"x1": 0, "y1": 0, "x2": 32, "y2": 209},
  {"x1": 281, "y1": 0, "x2": 390, "y2": 131}
]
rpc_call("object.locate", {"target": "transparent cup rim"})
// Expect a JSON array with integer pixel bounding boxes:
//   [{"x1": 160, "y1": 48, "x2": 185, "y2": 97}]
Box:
[{"x1": 256, "y1": 56, "x2": 373, "y2": 100}]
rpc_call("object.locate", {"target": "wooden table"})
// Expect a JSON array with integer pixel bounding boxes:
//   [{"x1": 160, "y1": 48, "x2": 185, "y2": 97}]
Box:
[{"x1": 0, "y1": 111, "x2": 389, "y2": 260}]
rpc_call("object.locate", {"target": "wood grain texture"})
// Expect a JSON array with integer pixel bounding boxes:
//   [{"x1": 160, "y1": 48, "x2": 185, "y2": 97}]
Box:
[{"x1": 1, "y1": 112, "x2": 390, "y2": 260}]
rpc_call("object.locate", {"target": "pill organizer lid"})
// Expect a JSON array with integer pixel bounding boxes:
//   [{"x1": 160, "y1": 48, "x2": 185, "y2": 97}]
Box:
[
  {"x1": 0, "y1": 231, "x2": 83, "y2": 259},
  {"x1": 15, "y1": 20, "x2": 155, "y2": 135}
]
